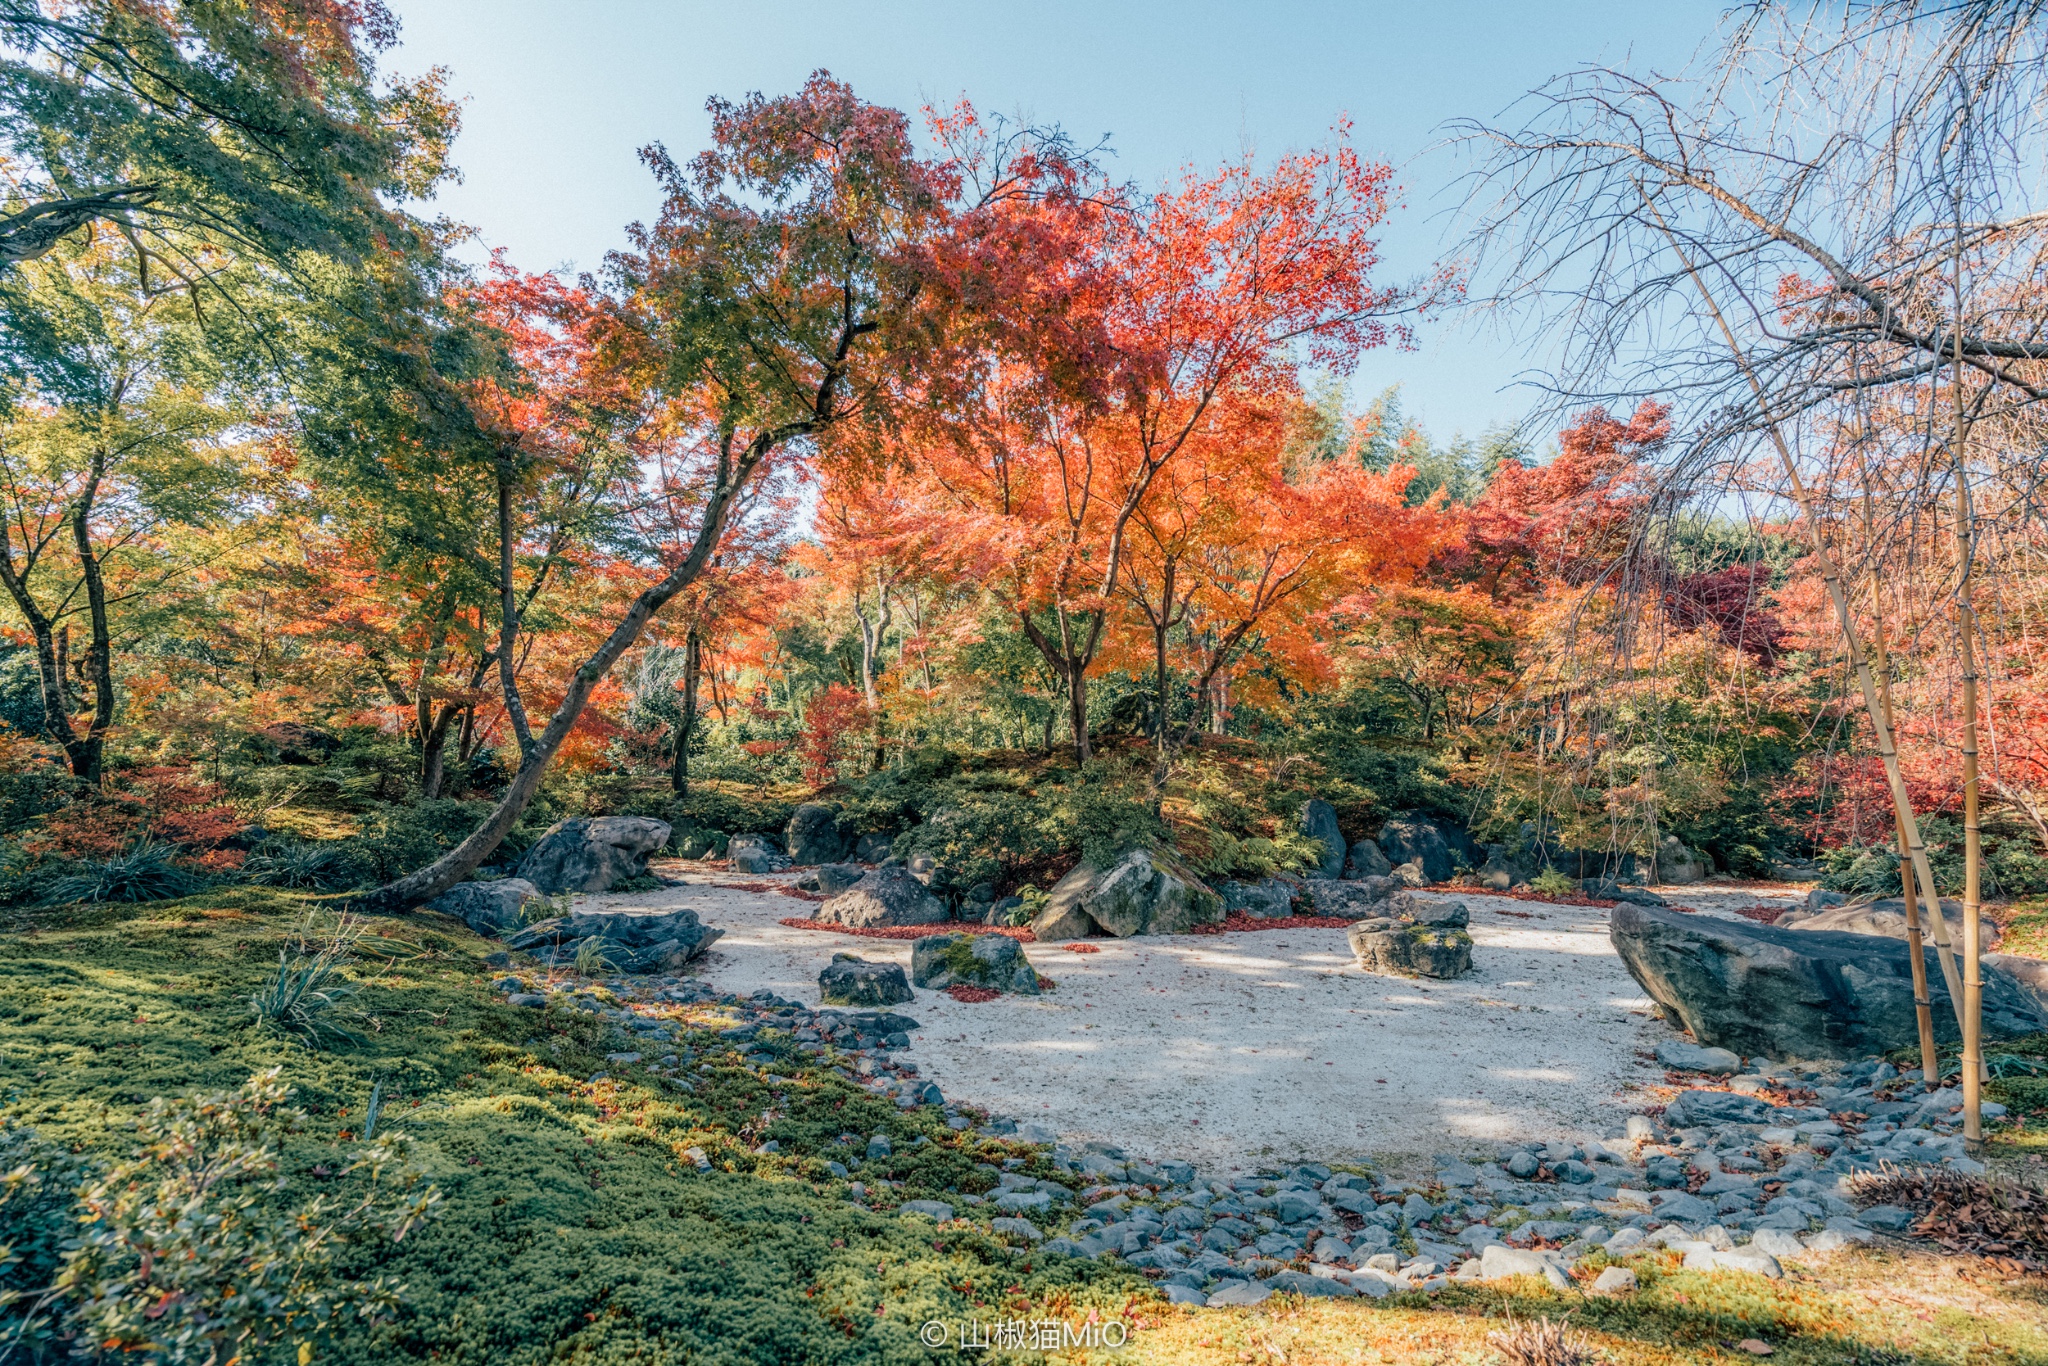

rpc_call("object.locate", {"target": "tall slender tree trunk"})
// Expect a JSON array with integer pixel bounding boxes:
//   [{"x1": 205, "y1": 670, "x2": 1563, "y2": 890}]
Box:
[
  {"x1": 1956, "y1": 431, "x2": 1985, "y2": 1146},
  {"x1": 68, "y1": 454, "x2": 115, "y2": 786},
  {"x1": 671, "y1": 625, "x2": 701, "y2": 796},
  {"x1": 1870, "y1": 572, "x2": 1940, "y2": 1085}
]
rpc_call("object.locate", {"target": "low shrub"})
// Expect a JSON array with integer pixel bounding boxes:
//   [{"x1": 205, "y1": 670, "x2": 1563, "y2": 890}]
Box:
[
  {"x1": 241, "y1": 838, "x2": 355, "y2": 891},
  {"x1": 249, "y1": 916, "x2": 366, "y2": 1048},
  {"x1": 0, "y1": 1119, "x2": 94, "y2": 1353},
  {"x1": 58, "y1": 1070, "x2": 440, "y2": 1365},
  {"x1": 341, "y1": 799, "x2": 496, "y2": 888},
  {"x1": 39, "y1": 838, "x2": 204, "y2": 905}
]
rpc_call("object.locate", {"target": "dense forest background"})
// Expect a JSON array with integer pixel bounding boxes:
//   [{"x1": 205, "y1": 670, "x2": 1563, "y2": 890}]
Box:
[{"x1": 0, "y1": 0, "x2": 2043, "y2": 918}]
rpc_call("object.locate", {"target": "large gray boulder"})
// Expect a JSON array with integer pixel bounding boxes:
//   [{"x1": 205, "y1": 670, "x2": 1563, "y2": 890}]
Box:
[
  {"x1": 1376, "y1": 812, "x2": 1480, "y2": 885},
  {"x1": 516, "y1": 817, "x2": 671, "y2": 894},
  {"x1": 910, "y1": 931, "x2": 1041, "y2": 995},
  {"x1": 1609, "y1": 902, "x2": 2048, "y2": 1060},
  {"x1": 504, "y1": 907, "x2": 720, "y2": 973},
  {"x1": 1776, "y1": 897, "x2": 1999, "y2": 950},
  {"x1": 1220, "y1": 877, "x2": 1296, "y2": 919},
  {"x1": 424, "y1": 877, "x2": 544, "y2": 936},
  {"x1": 1027, "y1": 848, "x2": 1224, "y2": 941},
  {"x1": 1344, "y1": 838, "x2": 1393, "y2": 880},
  {"x1": 1298, "y1": 800, "x2": 1347, "y2": 878},
  {"x1": 819, "y1": 953, "x2": 914, "y2": 1007},
  {"x1": 786, "y1": 803, "x2": 850, "y2": 865},
  {"x1": 1655, "y1": 835, "x2": 1709, "y2": 886},
  {"x1": 816, "y1": 864, "x2": 950, "y2": 929},
  {"x1": 1345, "y1": 891, "x2": 1474, "y2": 977},
  {"x1": 1303, "y1": 876, "x2": 1396, "y2": 919}
]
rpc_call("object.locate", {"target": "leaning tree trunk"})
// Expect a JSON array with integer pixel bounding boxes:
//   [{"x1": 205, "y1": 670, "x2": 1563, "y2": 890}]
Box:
[{"x1": 352, "y1": 443, "x2": 765, "y2": 915}]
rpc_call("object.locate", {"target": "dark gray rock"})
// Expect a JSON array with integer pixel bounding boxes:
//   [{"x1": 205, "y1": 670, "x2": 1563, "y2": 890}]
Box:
[
  {"x1": 1477, "y1": 843, "x2": 1533, "y2": 891},
  {"x1": 1221, "y1": 877, "x2": 1296, "y2": 919},
  {"x1": 1663, "y1": 1089, "x2": 1773, "y2": 1127},
  {"x1": 1653, "y1": 1040, "x2": 1742, "y2": 1075},
  {"x1": 910, "y1": 931, "x2": 1041, "y2": 995},
  {"x1": 1348, "y1": 919, "x2": 1473, "y2": 979},
  {"x1": 1655, "y1": 835, "x2": 1709, "y2": 885},
  {"x1": 504, "y1": 907, "x2": 720, "y2": 973},
  {"x1": 813, "y1": 863, "x2": 866, "y2": 897},
  {"x1": 1303, "y1": 877, "x2": 1394, "y2": 919},
  {"x1": 1298, "y1": 799, "x2": 1347, "y2": 878},
  {"x1": 1027, "y1": 847, "x2": 1223, "y2": 940},
  {"x1": 1610, "y1": 903, "x2": 2048, "y2": 1060},
  {"x1": 817, "y1": 864, "x2": 950, "y2": 928},
  {"x1": 1584, "y1": 878, "x2": 1669, "y2": 907},
  {"x1": 786, "y1": 803, "x2": 850, "y2": 865},
  {"x1": 854, "y1": 832, "x2": 894, "y2": 864},
  {"x1": 424, "y1": 877, "x2": 545, "y2": 936},
  {"x1": 728, "y1": 833, "x2": 793, "y2": 874},
  {"x1": 1345, "y1": 838, "x2": 1393, "y2": 880},
  {"x1": 819, "y1": 953, "x2": 914, "y2": 1007},
  {"x1": 1376, "y1": 812, "x2": 1480, "y2": 885},
  {"x1": 516, "y1": 817, "x2": 672, "y2": 894}
]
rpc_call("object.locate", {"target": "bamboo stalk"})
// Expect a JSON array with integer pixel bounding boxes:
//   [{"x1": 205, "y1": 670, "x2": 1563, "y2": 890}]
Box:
[
  {"x1": 1648, "y1": 206, "x2": 1968, "y2": 1029},
  {"x1": 1869, "y1": 569, "x2": 1941, "y2": 1086},
  {"x1": 1948, "y1": 247, "x2": 1986, "y2": 1137},
  {"x1": 1955, "y1": 408, "x2": 1985, "y2": 1149}
]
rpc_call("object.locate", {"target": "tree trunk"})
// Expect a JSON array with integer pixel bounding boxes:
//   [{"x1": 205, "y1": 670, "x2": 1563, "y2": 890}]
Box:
[
  {"x1": 1956, "y1": 441, "x2": 1985, "y2": 1145},
  {"x1": 670, "y1": 625, "x2": 701, "y2": 796},
  {"x1": 1065, "y1": 659, "x2": 1091, "y2": 762},
  {"x1": 1870, "y1": 571, "x2": 1940, "y2": 1085},
  {"x1": 69, "y1": 457, "x2": 115, "y2": 786},
  {"x1": 352, "y1": 431, "x2": 768, "y2": 915}
]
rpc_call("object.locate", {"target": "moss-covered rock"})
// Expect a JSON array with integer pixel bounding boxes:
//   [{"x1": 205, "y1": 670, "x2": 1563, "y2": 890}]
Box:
[
  {"x1": 909, "y1": 932, "x2": 1039, "y2": 995},
  {"x1": 1028, "y1": 847, "x2": 1223, "y2": 941},
  {"x1": 1346, "y1": 918, "x2": 1474, "y2": 979}
]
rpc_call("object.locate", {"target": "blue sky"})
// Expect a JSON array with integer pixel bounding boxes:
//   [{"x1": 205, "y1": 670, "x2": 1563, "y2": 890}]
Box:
[{"x1": 386, "y1": 0, "x2": 1725, "y2": 443}]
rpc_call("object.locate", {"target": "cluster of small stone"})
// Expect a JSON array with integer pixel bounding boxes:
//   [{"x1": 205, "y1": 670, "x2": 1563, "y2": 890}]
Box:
[
  {"x1": 491, "y1": 971, "x2": 1987, "y2": 1310},
  {"x1": 491, "y1": 972, "x2": 957, "y2": 1113}
]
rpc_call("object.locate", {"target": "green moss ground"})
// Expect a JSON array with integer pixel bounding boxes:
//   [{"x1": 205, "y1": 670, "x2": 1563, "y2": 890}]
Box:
[
  {"x1": 0, "y1": 890, "x2": 1139, "y2": 1364},
  {"x1": 4, "y1": 888, "x2": 2047, "y2": 1365}
]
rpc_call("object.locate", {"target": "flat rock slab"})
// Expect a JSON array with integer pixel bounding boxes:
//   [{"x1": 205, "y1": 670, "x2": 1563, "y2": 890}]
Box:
[{"x1": 1611, "y1": 902, "x2": 2047, "y2": 1059}]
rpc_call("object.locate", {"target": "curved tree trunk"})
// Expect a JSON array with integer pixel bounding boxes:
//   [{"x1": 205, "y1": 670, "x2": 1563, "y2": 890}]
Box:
[{"x1": 351, "y1": 436, "x2": 768, "y2": 915}]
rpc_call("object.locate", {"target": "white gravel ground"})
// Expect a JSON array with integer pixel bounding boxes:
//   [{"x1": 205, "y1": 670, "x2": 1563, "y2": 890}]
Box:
[{"x1": 578, "y1": 872, "x2": 1809, "y2": 1171}]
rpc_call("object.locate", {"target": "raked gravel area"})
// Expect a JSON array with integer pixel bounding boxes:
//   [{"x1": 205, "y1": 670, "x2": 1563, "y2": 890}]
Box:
[{"x1": 568, "y1": 870, "x2": 1812, "y2": 1169}]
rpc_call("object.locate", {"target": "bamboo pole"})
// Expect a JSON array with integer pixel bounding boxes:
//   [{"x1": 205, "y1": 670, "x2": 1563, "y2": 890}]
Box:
[
  {"x1": 1649, "y1": 207, "x2": 1968, "y2": 1029},
  {"x1": 1955, "y1": 381, "x2": 1985, "y2": 1149},
  {"x1": 1869, "y1": 569, "x2": 1941, "y2": 1085}
]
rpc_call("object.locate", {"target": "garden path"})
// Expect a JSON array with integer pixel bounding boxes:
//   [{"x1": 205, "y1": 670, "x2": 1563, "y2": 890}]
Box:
[{"x1": 579, "y1": 872, "x2": 1807, "y2": 1168}]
